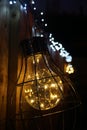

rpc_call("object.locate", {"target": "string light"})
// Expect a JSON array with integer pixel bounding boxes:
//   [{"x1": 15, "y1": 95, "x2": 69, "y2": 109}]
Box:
[
  {"x1": 49, "y1": 34, "x2": 72, "y2": 62},
  {"x1": 33, "y1": 7, "x2": 36, "y2": 10},
  {"x1": 9, "y1": 0, "x2": 16, "y2": 5},
  {"x1": 9, "y1": 1, "x2": 13, "y2": 5},
  {"x1": 17, "y1": 0, "x2": 72, "y2": 63},
  {"x1": 29, "y1": 0, "x2": 73, "y2": 63},
  {"x1": 41, "y1": 18, "x2": 44, "y2": 22},
  {"x1": 45, "y1": 23, "x2": 47, "y2": 27},
  {"x1": 40, "y1": 12, "x2": 44, "y2": 15},
  {"x1": 31, "y1": 0, "x2": 35, "y2": 5},
  {"x1": 13, "y1": 0, "x2": 16, "y2": 4}
]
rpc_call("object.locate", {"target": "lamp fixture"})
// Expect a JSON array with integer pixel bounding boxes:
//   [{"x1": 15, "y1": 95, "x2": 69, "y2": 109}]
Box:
[
  {"x1": 17, "y1": 37, "x2": 64, "y2": 110},
  {"x1": 17, "y1": 37, "x2": 81, "y2": 116}
]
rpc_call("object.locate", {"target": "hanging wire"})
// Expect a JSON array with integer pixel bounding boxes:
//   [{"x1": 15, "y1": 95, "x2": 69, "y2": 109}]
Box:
[{"x1": 19, "y1": 56, "x2": 28, "y2": 130}]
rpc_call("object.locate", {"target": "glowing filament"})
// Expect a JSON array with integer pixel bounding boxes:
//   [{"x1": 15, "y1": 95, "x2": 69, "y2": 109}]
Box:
[
  {"x1": 40, "y1": 103, "x2": 44, "y2": 108},
  {"x1": 50, "y1": 94, "x2": 58, "y2": 100},
  {"x1": 23, "y1": 54, "x2": 64, "y2": 110}
]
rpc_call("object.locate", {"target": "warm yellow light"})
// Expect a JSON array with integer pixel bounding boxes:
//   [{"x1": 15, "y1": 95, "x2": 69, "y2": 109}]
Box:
[
  {"x1": 37, "y1": 58, "x2": 39, "y2": 63},
  {"x1": 30, "y1": 99, "x2": 35, "y2": 104},
  {"x1": 27, "y1": 75, "x2": 31, "y2": 79},
  {"x1": 65, "y1": 64, "x2": 74, "y2": 74},
  {"x1": 40, "y1": 103, "x2": 44, "y2": 108},
  {"x1": 25, "y1": 89, "x2": 30, "y2": 93},
  {"x1": 50, "y1": 93, "x2": 58, "y2": 100},
  {"x1": 44, "y1": 84, "x2": 48, "y2": 89},
  {"x1": 51, "y1": 83, "x2": 56, "y2": 88},
  {"x1": 23, "y1": 54, "x2": 64, "y2": 110}
]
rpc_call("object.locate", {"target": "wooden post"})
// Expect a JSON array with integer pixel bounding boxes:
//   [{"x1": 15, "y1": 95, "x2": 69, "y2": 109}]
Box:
[
  {"x1": 0, "y1": 1, "x2": 33, "y2": 129},
  {"x1": 6, "y1": 3, "x2": 21, "y2": 130},
  {"x1": 0, "y1": 1, "x2": 9, "y2": 130}
]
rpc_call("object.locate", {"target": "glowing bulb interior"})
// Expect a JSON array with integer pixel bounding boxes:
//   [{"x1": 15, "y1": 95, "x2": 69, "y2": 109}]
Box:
[{"x1": 23, "y1": 54, "x2": 63, "y2": 110}]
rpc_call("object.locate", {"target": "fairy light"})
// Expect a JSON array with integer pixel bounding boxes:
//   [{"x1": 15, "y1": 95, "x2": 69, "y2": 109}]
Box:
[
  {"x1": 41, "y1": 18, "x2": 44, "y2": 22},
  {"x1": 13, "y1": 0, "x2": 16, "y2": 4},
  {"x1": 49, "y1": 34, "x2": 72, "y2": 62},
  {"x1": 45, "y1": 23, "x2": 47, "y2": 27},
  {"x1": 31, "y1": 0, "x2": 35, "y2": 4},
  {"x1": 65, "y1": 55, "x2": 72, "y2": 63},
  {"x1": 23, "y1": 6, "x2": 27, "y2": 10},
  {"x1": 40, "y1": 12, "x2": 44, "y2": 15},
  {"x1": 9, "y1": 1, "x2": 13, "y2": 4},
  {"x1": 18, "y1": 0, "x2": 73, "y2": 64},
  {"x1": 9, "y1": 0, "x2": 17, "y2": 5},
  {"x1": 64, "y1": 64, "x2": 74, "y2": 74},
  {"x1": 33, "y1": 7, "x2": 36, "y2": 10},
  {"x1": 24, "y1": 4, "x2": 27, "y2": 7},
  {"x1": 41, "y1": 34, "x2": 44, "y2": 37}
]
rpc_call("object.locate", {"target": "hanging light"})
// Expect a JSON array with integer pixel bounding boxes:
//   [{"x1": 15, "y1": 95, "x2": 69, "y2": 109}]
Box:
[
  {"x1": 17, "y1": 37, "x2": 80, "y2": 113},
  {"x1": 17, "y1": 37, "x2": 64, "y2": 110}
]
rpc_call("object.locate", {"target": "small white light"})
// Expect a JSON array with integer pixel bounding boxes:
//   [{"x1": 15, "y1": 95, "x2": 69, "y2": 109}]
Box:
[
  {"x1": 34, "y1": 7, "x2": 36, "y2": 10},
  {"x1": 51, "y1": 41, "x2": 58, "y2": 46},
  {"x1": 41, "y1": 34, "x2": 44, "y2": 37},
  {"x1": 31, "y1": 0, "x2": 35, "y2": 4},
  {"x1": 65, "y1": 55, "x2": 72, "y2": 62},
  {"x1": 24, "y1": 4, "x2": 27, "y2": 7},
  {"x1": 9, "y1": 1, "x2": 13, "y2": 5},
  {"x1": 13, "y1": 1, "x2": 16, "y2": 4},
  {"x1": 24, "y1": 6, "x2": 27, "y2": 10},
  {"x1": 45, "y1": 23, "x2": 47, "y2": 27},
  {"x1": 50, "y1": 45, "x2": 56, "y2": 52},
  {"x1": 51, "y1": 37, "x2": 54, "y2": 41},
  {"x1": 60, "y1": 49, "x2": 69, "y2": 57},
  {"x1": 49, "y1": 33, "x2": 52, "y2": 38},
  {"x1": 41, "y1": 19, "x2": 44, "y2": 22},
  {"x1": 40, "y1": 12, "x2": 44, "y2": 15},
  {"x1": 20, "y1": 5, "x2": 23, "y2": 10}
]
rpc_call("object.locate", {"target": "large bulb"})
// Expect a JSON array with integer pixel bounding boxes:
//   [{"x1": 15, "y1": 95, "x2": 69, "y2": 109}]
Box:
[{"x1": 23, "y1": 54, "x2": 63, "y2": 110}]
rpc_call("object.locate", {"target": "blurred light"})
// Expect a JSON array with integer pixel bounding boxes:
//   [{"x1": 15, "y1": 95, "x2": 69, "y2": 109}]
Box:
[
  {"x1": 41, "y1": 18, "x2": 44, "y2": 22},
  {"x1": 33, "y1": 7, "x2": 36, "y2": 10},
  {"x1": 41, "y1": 34, "x2": 44, "y2": 37},
  {"x1": 24, "y1": 4, "x2": 27, "y2": 7},
  {"x1": 24, "y1": 6, "x2": 27, "y2": 10},
  {"x1": 9, "y1": 1, "x2": 13, "y2": 5},
  {"x1": 49, "y1": 33, "x2": 52, "y2": 38},
  {"x1": 64, "y1": 64, "x2": 74, "y2": 74},
  {"x1": 20, "y1": 5, "x2": 23, "y2": 10},
  {"x1": 13, "y1": 0, "x2": 16, "y2": 4},
  {"x1": 65, "y1": 55, "x2": 72, "y2": 62},
  {"x1": 49, "y1": 40, "x2": 72, "y2": 63},
  {"x1": 40, "y1": 12, "x2": 44, "y2": 15},
  {"x1": 31, "y1": 0, "x2": 35, "y2": 4},
  {"x1": 45, "y1": 23, "x2": 47, "y2": 27}
]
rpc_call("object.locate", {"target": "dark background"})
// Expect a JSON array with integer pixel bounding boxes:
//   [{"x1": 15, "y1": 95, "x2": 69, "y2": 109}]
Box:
[{"x1": 36, "y1": 0, "x2": 87, "y2": 129}]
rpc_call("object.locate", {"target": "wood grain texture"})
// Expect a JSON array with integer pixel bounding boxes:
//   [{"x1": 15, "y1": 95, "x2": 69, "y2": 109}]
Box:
[{"x1": 0, "y1": 2, "x2": 9, "y2": 130}]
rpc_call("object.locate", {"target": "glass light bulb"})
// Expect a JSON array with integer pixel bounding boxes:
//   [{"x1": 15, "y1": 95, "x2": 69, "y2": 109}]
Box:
[
  {"x1": 23, "y1": 54, "x2": 64, "y2": 110},
  {"x1": 17, "y1": 37, "x2": 81, "y2": 122}
]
